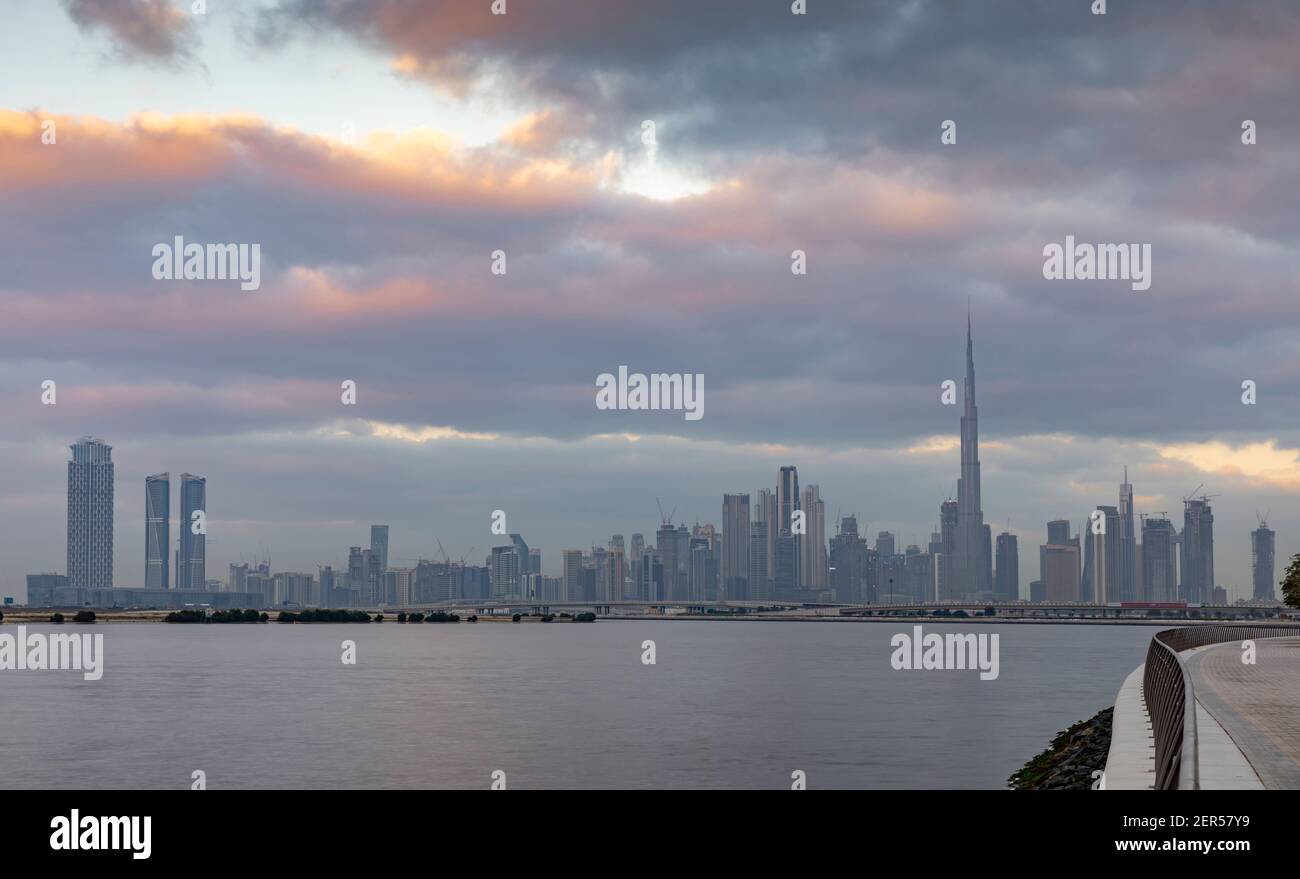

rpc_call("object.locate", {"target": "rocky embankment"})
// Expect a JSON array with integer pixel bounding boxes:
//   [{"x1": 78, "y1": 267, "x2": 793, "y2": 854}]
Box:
[{"x1": 1008, "y1": 706, "x2": 1112, "y2": 790}]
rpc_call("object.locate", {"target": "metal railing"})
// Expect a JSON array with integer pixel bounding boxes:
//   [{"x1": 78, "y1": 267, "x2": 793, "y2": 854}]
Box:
[{"x1": 1144, "y1": 623, "x2": 1300, "y2": 790}]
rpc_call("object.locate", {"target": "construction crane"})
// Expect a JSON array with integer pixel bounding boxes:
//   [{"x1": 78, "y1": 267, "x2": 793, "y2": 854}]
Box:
[{"x1": 656, "y1": 497, "x2": 676, "y2": 526}]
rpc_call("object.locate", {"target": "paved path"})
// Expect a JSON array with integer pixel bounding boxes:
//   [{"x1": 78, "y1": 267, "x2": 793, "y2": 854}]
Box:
[{"x1": 1187, "y1": 637, "x2": 1300, "y2": 790}]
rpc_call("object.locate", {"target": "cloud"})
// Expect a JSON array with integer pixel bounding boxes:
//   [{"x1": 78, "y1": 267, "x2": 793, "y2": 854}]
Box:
[
  {"x1": 1154, "y1": 440, "x2": 1300, "y2": 492},
  {"x1": 61, "y1": 0, "x2": 198, "y2": 64}
]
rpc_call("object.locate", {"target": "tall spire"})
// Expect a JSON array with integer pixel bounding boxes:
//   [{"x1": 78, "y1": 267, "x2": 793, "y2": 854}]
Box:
[{"x1": 964, "y1": 305, "x2": 976, "y2": 410}]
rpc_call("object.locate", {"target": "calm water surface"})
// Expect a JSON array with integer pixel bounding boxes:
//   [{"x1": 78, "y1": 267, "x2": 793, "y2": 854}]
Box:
[{"x1": 0, "y1": 620, "x2": 1161, "y2": 789}]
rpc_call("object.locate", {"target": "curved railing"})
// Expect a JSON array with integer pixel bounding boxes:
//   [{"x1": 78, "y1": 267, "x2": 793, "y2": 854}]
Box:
[{"x1": 1144, "y1": 623, "x2": 1300, "y2": 790}]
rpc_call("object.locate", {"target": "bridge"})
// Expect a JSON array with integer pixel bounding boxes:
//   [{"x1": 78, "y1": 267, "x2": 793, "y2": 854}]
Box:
[
  {"x1": 360, "y1": 598, "x2": 1290, "y2": 622},
  {"x1": 1105, "y1": 623, "x2": 1300, "y2": 790}
]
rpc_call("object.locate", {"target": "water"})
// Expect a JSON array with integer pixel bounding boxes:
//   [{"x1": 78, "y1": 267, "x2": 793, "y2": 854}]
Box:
[{"x1": 0, "y1": 620, "x2": 1161, "y2": 789}]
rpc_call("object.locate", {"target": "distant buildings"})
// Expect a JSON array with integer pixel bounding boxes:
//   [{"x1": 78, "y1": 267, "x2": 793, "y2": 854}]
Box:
[
  {"x1": 953, "y1": 316, "x2": 990, "y2": 598},
  {"x1": 145, "y1": 472, "x2": 169, "y2": 590},
  {"x1": 1182, "y1": 498, "x2": 1215, "y2": 604},
  {"x1": 177, "y1": 473, "x2": 206, "y2": 589},
  {"x1": 722, "y1": 493, "x2": 750, "y2": 600},
  {"x1": 995, "y1": 532, "x2": 1019, "y2": 601},
  {"x1": 1141, "y1": 517, "x2": 1177, "y2": 602},
  {"x1": 1252, "y1": 519, "x2": 1276, "y2": 600},
  {"x1": 67, "y1": 437, "x2": 114, "y2": 591}
]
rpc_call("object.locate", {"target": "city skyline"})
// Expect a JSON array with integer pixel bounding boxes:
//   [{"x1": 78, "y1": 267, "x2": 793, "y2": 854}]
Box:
[
  {"x1": 19, "y1": 321, "x2": 1289, "y2": 607},
  {"x1": 4, "y1": 1, "x2": 1300, "y2": 602}
]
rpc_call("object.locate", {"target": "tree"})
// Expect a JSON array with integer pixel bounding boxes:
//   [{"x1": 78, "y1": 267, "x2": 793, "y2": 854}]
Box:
[{"x1": 1282, "y1": 553, "x2": 1300, "y2": 608}]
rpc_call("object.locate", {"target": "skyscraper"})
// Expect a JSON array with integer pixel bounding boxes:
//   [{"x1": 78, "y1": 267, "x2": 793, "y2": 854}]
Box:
[
  {"x1": 177, "y1": 473, "x2": 206, "y2": 589},
  {"x1": 995, "y1": 532, "x2": 1019, "y2": 601},
  {"x1": 1087, "y1": 506, "x2": 1121, "y2": 603},
  {"x1": 722, "y1": 493, "x2": 750, "y2": 600},
  {"x1": 1252, "y1": 518, "x2": 1275, "y2": 601},
  {"x1": 1118, "y1": 467, "x2": 1138, "y2": 602},
  {"x1": 1141, "y1": 517, "x2": 1177, "y2": 602},
  {"x1": 954, "y1": 314, "x2": 989, "y2": 598},
  {"x1": 67, "y1": 437, "x2": 114, "y2": 591},
  {"x1": 800, "y1": 484, "x2": 826, "y2": 591},
  {"x1": 563, "y1": 550, "x2": 583, "y2": 601},
  {"x1": 1182, "y1": 498, "x2": 1215, "y2": 604},
  {"x1": 370, "y1": 525, "x2": 390, "y2": 572},
  {"x1": 777, "y1": 466, "x2": 800, "y2": 591},
  {"x1": 145, "y1": 472, "x2": 169, "y2": 590},
  {"x1": 939, "y1": 500, "x2": 958, "y2": 599}
]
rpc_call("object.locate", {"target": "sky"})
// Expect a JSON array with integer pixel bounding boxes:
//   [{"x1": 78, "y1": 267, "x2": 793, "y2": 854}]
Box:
[{"x1": 1, "y1": 0, "x2": 1298, "y2": 602}]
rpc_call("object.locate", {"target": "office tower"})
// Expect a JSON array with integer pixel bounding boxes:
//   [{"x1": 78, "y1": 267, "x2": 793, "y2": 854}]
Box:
[
  {"x1": 563, "y1": 549, "x2": 583, "y2": 601},
  {"x1": 800, "y1": 485, "x2": 826, "y2": 591},
  {"x1": 939, "y1": 499, "x2": 958, "y2": 599},
  {"x1": 1252, "y1": 518, "x2": 1276, "y2": 600},
  {"x1": 1141, "y1": 517, "x2": 1177, "y2": 602},
  {"x1": 67, "y1": 437, "x2": 114, "y2": 591},
  {"x1": 145, "y1": 472, "x2": 169, "y2": 589},
  {"x1": 749, "y1": 521, "x2": 769, "y2": 600},
  {"x1": 1029, "y1": 580, "x2": 1046, "y2": 602},
  {"x1": 592, "y1": 545, "x2": 609, "y2": 599},
  {"x1": 773, "y1": 533, "x2": 798, "y2": 598},
  {"x1": 954, "y1": 315, "x2": 990, "y2": 598},
  {"x1": 1117, "y1": 468, "x2": 1138, "y2": 601},
  {"x1": 1181, "y1": 499, "x2": 1215, "y2": 604},
  {"x1": 1041, "y1": 519, "x2": 1070, "y2": 584},
  {"x1": 655, "y1": 522, "x2": 679, "y2": 600},
  {"x1": 776, "y1": 466, "x2": 800, "y2": 590},
  {"x1": 1043, "y1": 543, "x2": 1081, "y2": 602},
  {"x1": 490, "y1": 545, "x2": 519, "y2": 600},
  {"x1": 529, "y1": 547, "x2": 542, "y2": 576},
  {"x1": 672, "y1": 525, "x2": 690, "y2": 600},
  {"x1": 630, "y1": 534, "x2": 645, "y2": 563},
  {"x1": 606, "y1": 547, "x2": 626, "y2": 603},
  {"x1": 637, "y1": 549, "x2": 663, "y2": 602},
  {"x1": 995, "y1": 532, "x2": 1019, "y2": 601},
  {"x1": 689, "y1": 539, "x2": 711, "y2": 602},
  {"x1": 370, "y1": 525, "x2": 389, "y2": 573},
  {"x1": 830, "y1": 517, "x2": 869, "y2": 604},
  {"x1": 756, "y1": 487, "x2": 777, "y2": 595},
  {"x1": 875, "y1": 531, "x2": 895, "y2": 558},
  {"x1": 177, "y1": 473, "x2": 206, "y2": 589},
  {"x1": 318, "y1": 565, "x2": 336, "y2": 606},
  {"x1": 902, "y1": 545, "x2": 934, "y2": 602},
  {"x1": 1087, "y1": 506, "x2": 1121, "y2": 603},
  {"x1": 722, "y1": 493, "x2": 751, "y2": 601}
]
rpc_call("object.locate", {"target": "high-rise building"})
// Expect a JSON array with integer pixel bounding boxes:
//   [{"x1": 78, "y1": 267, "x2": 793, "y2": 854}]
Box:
[
  {"x1": 722, "y1": 493, "x2": 751, "y2": 601},
  {"x1": 370, "y1": 525, "x2": 389, "y2": 572},
  {"x1": 562, "y1": 549, "x2": 583, "y2": 601},
  {"x1": 1118, "y1": 468, "x2": 1138, "y2": 602},
  {"x1": 800, "y1": 484, "x2": 826, "y2": 591},
  {"x1": 1252, "y1": 518, "x2": 1276, "y2": 601},
  {"x1": 1181, "y1": 499, "x2": 1215, "y2": 604},
  {"x1": 954, "y1": 315, "x2": 990, "y2": 598},
  {"x1": 529, "y1": 547, "x2": 542, "y2": 576},
  {"x1": 773, "y1": 533, "x2": 798, "y2": 598},
  {"x1": 177, "y1": 473, "x2": 206, "y2": 589},
  {"x1": 777, "y1": 466, "x2": 800, "y2": 591},
  {"x1": 1141, "y1": 517, "x2": 1177, "y2": 602},
  {"x1": 656, "y1": 522, "x2": 680, "y2": 601},
  {"x1": 749, "y1": 520, "x2": 769, "y2": 600},
  {"x1": 67, "y1": 437, "x2": 114, "y2": 591},
  {"x1": 490, "y1": 545, "x2": 520, "y2": 600},
  {"x1": 757, "y1": 488, "x2": 777, "y2": 595},
  {"x1": 875, "y1": 531, "x2": 895, "y2": 558},
  {"x1": 939, "y1": 500, "x2": 958, "y2": 599},
  {"x1": 145, "y1": 472, "x2": 169, "y2": 590},
  {"x1": 1043, "y1": 542, "x2": 1081, "y2": 602},
  {"x1": 1087, "y1": 506, "x2": 1121, "y2": 603},
  {"x1": 995, "y1": 532, "x2": 1019, "y2": 601},
  {"x1": 829, "y1": 516, "x2": 869, "y2": 604}
]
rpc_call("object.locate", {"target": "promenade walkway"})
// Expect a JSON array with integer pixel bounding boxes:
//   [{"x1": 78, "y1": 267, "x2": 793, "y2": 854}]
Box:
[{"x1": 1186, "y1": 637, "x2": 1300, "y2": 790}]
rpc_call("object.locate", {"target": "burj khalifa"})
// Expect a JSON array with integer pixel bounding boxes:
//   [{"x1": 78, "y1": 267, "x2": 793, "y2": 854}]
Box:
[{"x1": 954, "y1": 313, "x2": 990, "y2": 597}]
